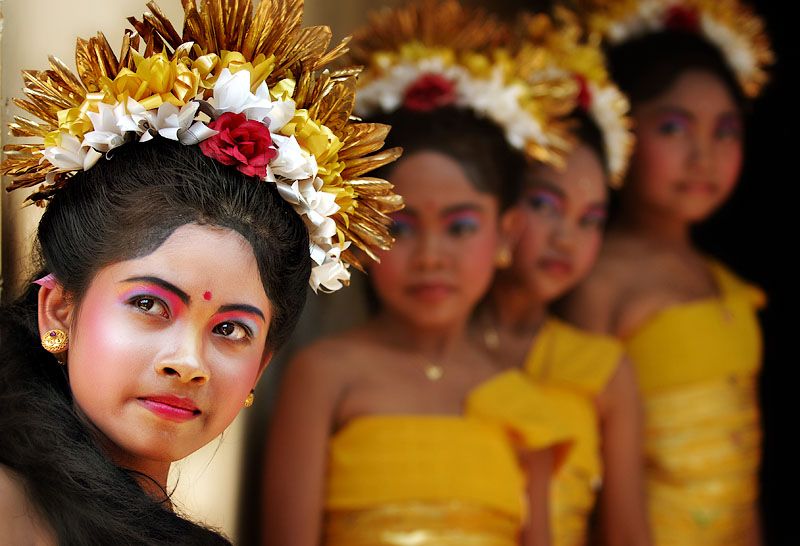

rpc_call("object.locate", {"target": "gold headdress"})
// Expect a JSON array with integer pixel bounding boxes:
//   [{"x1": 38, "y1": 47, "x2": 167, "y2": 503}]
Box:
[
  {"x1": 348, "y1": 0, "x2": 576, "y2": 168},
  {"x1": 0, "y1": 0, "x2": 403, "y2": 292},
  {"x1": 518, "y1": 7, "x2": 634, "y2": 187},
  {"x1": 580, "y1": 0, "x2": 773, "y2": 98}
]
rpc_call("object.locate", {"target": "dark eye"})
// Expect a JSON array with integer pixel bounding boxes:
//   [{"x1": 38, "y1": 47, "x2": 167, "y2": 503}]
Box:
[
  {"x1": 658, "y1": 117, "x2": 688, "y2": 136},
  {"x1": 213, "y1": 321, "x2": 250, "y2": 341},
  {"x1": 130, "y1": 296, "x2": 169, "y2": 319},
  {"x1": 526, "y1": 193, "x2": 560, "y2": 215},
  {"x1": 716, "y1": 120, "x2": 742, "y2": 140},
  {"x1": 447, "y1": 217, "x2": 479, "y2": 237},
  {"x1": 389, "y1": 219, "x2": 414, "y2": 238},
  {"x1": 580, "y1": 213, "x2": 607, "y2": 230}
]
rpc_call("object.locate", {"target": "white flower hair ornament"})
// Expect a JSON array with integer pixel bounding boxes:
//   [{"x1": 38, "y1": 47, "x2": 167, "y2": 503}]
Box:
[
  {"x1": 580, "y1": 0, "x2": 773, "y2": 99},
  {"x1": 1, "y1": 0, "x2": 404, "y2": 293}
]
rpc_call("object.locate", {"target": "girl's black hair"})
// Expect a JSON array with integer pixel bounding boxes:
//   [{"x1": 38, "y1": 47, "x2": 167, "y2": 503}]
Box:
[
  {"x1": 606, "y1": 30, "x2": 747, "y2": 114},
  {"x1": 0, "y1": 137, "x2": 311, "y2": 544},
  {"x1": 370, "y1": 106, "x2": 527, "y2": 210}
]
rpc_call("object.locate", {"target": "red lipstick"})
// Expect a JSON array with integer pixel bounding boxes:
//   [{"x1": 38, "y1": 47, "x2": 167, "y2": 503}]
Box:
[
  {"x1": 138, "y1": 394, "x2": 200, "y2": 423},
  {"x1": 539, "y1": 257, "x2": 573, "y2": 277}
]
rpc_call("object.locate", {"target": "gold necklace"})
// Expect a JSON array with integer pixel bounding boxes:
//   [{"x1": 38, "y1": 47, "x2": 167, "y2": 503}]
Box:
[{"x1": 422, "y1": 360, "x2": 444, "y2": 381}]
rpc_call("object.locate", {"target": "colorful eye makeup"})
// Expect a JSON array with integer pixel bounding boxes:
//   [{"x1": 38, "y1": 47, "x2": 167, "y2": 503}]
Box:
[
  {"x1": 580, "y1": 205, "x2": 608, "y2": 230},
  {"x1": 525, "y1": 189, "x2": 563, "y2": 215},
  {"x1": 443, "y1": 211, "x2": 480, "y2": 237},
  {"x1": 120, "y1": 284, "x2": 184, "y2": 320},
  {"x1": 716, "y1": 114, "x2": 743, "y2": 140},
  {"x1": 389, "y1": 212, "x2": 416, "y2": 238}
]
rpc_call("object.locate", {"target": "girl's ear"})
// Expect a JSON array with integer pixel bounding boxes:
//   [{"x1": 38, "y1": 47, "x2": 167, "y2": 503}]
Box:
[
  {"x1": 499, "y1": 205, "x2": 525, "y2": 254},
  {"x1": 37, "y1": 279, "x2": 75, "y2": 338}
]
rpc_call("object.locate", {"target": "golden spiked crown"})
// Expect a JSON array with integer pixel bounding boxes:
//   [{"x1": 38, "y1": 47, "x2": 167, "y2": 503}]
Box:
[
  {"x1": 0, "y1": 0, "x2": 405, "y2": 292},
  {"x1": 347, "y1": 0, "x2": 577, "y2": 168},
  {"x1": 517, "y1": 7, "x2": 634, "y2": 187}
]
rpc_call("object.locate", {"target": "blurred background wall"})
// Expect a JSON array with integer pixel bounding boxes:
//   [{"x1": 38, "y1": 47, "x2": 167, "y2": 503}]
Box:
[{"x1": 1, "y1": 0, "x2": 792, "y2": 544}]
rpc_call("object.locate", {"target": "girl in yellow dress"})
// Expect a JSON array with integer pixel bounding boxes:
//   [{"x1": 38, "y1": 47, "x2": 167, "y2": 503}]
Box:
[
  {"x1": 563, "y1": 1, "x2": 773, "y2": 544},
  {"x1": 262, "y1": 2, "x2": 582, "y2": 545},
  {"x1": 480, "y1": 8, "x2": 650, "y2": 546}
]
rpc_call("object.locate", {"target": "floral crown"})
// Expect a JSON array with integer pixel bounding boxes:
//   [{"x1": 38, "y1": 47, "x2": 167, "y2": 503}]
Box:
[
  {"x1": 0, "y1": 0, "x2": 404, "y2": 293},
  {"x1": 517, "y1": 8, "x2": 634, "y2": 187},
  {"x1": 347, "y1": 0, "x2": 576, "y2": 168},
  {"x1": 580, "y1": 0, "x2": 773, "y2": 98}
]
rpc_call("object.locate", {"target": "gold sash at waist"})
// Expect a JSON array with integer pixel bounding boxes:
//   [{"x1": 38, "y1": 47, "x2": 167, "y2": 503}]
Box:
[
  {"x1": 644, "y1": 374, "x2": 761, "y2": 545},
  {"x1": 324, "y1": 502, "x2": 520, "y2": 546}
]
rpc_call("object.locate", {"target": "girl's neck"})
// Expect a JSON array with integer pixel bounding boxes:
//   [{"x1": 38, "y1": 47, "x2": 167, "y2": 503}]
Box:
[
  {"x1": 374, "y1": 310, "x2": 467, "y2": 360},
  {"x1": 614, "y1": 200, "x2": 694, "y2": 249},
  {"x1": 488, "y1": 274, "x2": 548, "y2": 334},
  {"x1": 104, "y1": 440, "x2": 172, "y2": 505}
]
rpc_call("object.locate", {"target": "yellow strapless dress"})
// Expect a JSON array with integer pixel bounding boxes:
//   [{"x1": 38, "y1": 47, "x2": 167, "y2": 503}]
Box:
[
  {"x1": 323, "y1": 370, "x2": 575, "y2": 546},
  {"x1": 524, "y1": 318, "x2": 623, "y2": 546},
  {"x1": 624, "y1": 261, "x2": 765, "y2": 546}
]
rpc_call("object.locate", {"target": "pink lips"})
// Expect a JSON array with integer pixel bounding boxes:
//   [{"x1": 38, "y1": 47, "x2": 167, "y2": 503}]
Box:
[
  {"x1": 407, "y1": 282, "x2": 455, "y2": 303},
  {"x1": 677, "y1": 181, "x2": 717, "y2": 195},
  {"x1": 539, "y1": 257, "x2": 573, "y2": 277},
  {"x1": 138, "y1": 394, "x2": 201, "y2": 423}
]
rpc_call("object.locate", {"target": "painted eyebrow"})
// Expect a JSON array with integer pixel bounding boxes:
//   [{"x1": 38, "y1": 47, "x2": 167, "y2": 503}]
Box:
[
  {"x1": 392, "y1": 203, "x2": 485, "y2": 218},
  {"x1": 122, "y1": 276, "x2": 190, "y2": 305},
  {"x1": 525, "y1": 179, "x2": 566, "y2": 198},
  {"x1": 217, "y1": 304, "x2": 266, "y2": 322},
  {"x1": 441, "y1": 203, "x2": 484, "y2": 216}
]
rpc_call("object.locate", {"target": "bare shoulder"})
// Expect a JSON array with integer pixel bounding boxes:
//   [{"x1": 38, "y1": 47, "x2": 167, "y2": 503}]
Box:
[
  {"x1": 287, "y1": 326, "x2": 376, "y2": 380},
  {"x1": 561, "y1": 242, "x2": 635, "y2": 334},
  {"x1": 0, "y1": 466, "x2": 54, "y2": 545},
  {"x1": 278, "y1": 324, "x2": 382, "y2": 406}
]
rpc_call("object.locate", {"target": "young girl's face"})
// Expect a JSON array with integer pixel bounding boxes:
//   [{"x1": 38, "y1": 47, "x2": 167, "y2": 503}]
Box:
[
  {"x1": 625, "y1": 69, "x2": 743, "y2": 222},
  {"x1": 371, "y1": 150, "x2": 501, "y2": 330},
  {"x1": 64, "y1": 224, "x2": 272, "y2": 467},
  {"x1": 509, "y1": 143, "x2": 608, "y2": 302}
]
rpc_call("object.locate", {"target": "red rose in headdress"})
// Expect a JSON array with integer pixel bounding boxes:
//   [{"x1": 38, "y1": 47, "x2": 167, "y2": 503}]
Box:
[
  {"x1": 574, "y1": 75, "x2": 592, "y2": 113},
  {"x1": 200, "y1": 112, "x2": 277, "y2": 178},
  {"x1": 403, "y1": 74, "x2": 457, "y2": 112},
  {"x1": 664, "y1": 5, "x2": 701, "y2": 33}
]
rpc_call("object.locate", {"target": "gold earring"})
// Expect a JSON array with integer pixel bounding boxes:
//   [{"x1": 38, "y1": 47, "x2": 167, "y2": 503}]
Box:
[
  {"x1": 495, "y1": 246, "x2": 512, "y2": 269},
  {"x1": 41, "y1": 329, "x2": 68, "y2": 354},
  {"x1": 244, "y1": 390, "x2": 255, "y2": 408}
]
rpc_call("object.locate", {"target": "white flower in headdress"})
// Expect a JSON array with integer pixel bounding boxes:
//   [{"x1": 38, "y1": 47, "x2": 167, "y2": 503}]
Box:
[
  {"x1": 138, "y1": 101, "x2": 216, "y2": 145},
  {"x1": 268, "y1": 134, "x2": 318, "y2": 181},
  {"x1": 309, "y1": 242, "x2": 351, "y2": 293},
  {"x1": 210, "y1": 68, "x2": 273, "y2": 120},
  {"x1": 83, "y1": 101, "x2": 135, "y2": 152},
  {"x1": 274, "y1": 176, "x2": 340, "y2": 240},
  {"x1": 42, "y1": 133, "x2": 102, "y2": 171}
]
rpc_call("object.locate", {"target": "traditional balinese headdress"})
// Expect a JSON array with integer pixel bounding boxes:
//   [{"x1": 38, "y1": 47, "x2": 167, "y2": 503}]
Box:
[
  {"x1": 517, "y1": 7, "x2": 634, "y2": 187},
  {"x1": 0, "y1": 0, "x2": 404, "y2": 293},
  {"x1": 579, "y1": 0, "x2": 773, "y2": 98},
  {"x1": 348, "y1": 0, "x2": 576, "y2": 168}
]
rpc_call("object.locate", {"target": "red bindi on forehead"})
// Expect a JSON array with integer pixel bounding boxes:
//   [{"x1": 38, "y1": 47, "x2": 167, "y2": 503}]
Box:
[{"x1": 203, "y1": 291, "x2": 212, "y2": 301}]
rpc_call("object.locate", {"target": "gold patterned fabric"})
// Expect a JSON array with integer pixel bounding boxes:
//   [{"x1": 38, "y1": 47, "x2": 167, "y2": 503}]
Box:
[
  {"x1": 624, "y1": 261, "x2": 765, "y2": 545},
  {"x1": 325, "y1": 502, "x2": 519, "y2": 546}
]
